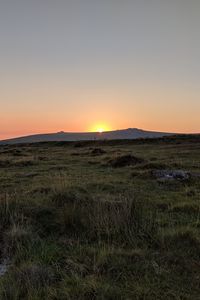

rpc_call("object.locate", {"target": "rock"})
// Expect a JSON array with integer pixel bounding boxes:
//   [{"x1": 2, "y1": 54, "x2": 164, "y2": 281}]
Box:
[
  {"x1": 151, "y1": 261, "x2": 161, "y2": 275},
  {"x1": 0, "y1": 259, "x2": 9, "y2": 277},
  {"x1": 152, "y1": 170, "x2": 190, "y2": 180}
]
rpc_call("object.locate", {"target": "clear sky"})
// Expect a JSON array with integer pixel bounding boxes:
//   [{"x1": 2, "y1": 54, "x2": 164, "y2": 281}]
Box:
[{"x1": 0, "y1": 0, "x2": 199, "y2": 139}]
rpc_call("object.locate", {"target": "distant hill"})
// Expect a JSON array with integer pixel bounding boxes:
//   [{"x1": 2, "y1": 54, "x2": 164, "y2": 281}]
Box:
[{"x1": 0, "y1": 128, "x2": 175, "y2": 144}]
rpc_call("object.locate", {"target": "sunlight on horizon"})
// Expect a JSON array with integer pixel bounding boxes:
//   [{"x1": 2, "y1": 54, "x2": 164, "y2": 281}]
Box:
[{"x1": 90, "y1": 123, "x2": 111, "y2": 133}]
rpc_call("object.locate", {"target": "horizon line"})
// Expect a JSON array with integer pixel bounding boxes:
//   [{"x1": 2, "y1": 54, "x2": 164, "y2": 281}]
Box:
[{"x1": 1, "y1": 127, "x2": 200, "y2": 142}]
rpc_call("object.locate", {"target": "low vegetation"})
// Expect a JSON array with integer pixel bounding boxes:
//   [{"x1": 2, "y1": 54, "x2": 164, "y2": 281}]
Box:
[{"x1": 0, "y1": 136, "x2": 199, "y2": 299}]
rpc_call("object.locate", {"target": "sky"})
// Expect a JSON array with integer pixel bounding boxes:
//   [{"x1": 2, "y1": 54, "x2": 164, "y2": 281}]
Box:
[{"x1": 0, "y1": 0, "x2": 200, "y2": 139}]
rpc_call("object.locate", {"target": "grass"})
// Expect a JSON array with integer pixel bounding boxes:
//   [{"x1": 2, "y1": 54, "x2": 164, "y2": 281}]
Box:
[{"x1": 0, "y1": 136, "x2": 199, "y2": 299}]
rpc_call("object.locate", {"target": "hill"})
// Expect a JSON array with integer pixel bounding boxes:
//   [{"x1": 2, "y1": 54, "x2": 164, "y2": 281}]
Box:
[{"x1": 1, "y1": 128, "x2": 174, "y2": 144}]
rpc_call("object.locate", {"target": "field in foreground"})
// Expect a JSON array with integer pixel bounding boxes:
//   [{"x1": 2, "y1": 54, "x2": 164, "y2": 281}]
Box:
[{"x1": 0, "y1": 136, "x2": 199, "y2": 299}]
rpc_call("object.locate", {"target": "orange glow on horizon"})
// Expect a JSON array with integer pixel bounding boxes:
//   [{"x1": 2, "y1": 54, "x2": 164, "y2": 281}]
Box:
[{"x1": 89, "y1": 123, "x2": 111, "y2": 133}]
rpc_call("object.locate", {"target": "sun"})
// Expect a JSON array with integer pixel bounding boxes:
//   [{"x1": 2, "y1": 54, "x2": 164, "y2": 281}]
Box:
[
  {"x1": 90, "y1": 123, "x2": 110, "y2": 133},
  {"x1": 97, "y1": 128, "x2": 104, "y2": 133}
]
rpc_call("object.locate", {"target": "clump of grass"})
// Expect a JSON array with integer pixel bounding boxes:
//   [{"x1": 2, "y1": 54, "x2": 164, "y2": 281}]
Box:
[
  {"x1": 13, "y1": 158, "x2": 36, "y2": 167},
  {"x1": 28, "y1": 205, "x2": 60, "y2": 236},
  {"x1": 134, "y1": 162, "x2": 168, "y2": 170},
  {"x1": 89, "y1": 196, "x2": 157, "y2": 245},
  {"x1": 109, "y1": 154, "x2": 145, "y2": 168},
  {"x1": 0, "y1": 194, "x2": 20, "y2": 230},
  {"x1": 74, "y1": 142, "x2": 86, "y2": 148},
  {"x1": 30, "y1": 186, "x2": 52, "y2": 195},
  {"x1": 54, "y1": 189, "x2": 157, "y2": 246},
  {"x1": 18, "y1": 264, "x2": 55, "y2": 287},
  {"x1": 131, "y1": 170, "x2": 151, "y2": 179},
  {"x1": 0, "y1": 148, "x2": 23, "y2": 156},
  {"x1": 90, "y1": 148, "x2": 106, "y2": 156},
  {"x1": 64, "y1": 258, "x2": 89, "y2": 277},
  {"x1": 156, "y1": 202, "x2": 169, "y2": 211},
  {"x1": 3, "y1": 224, "x2": 33, "y2": 257},
  {"x1": 0, "y1": 264, "x2": 54, "y2": 299},
  {"x1": 94, "y1": 247, "x2": 145, "y2": 277},
  {"x1": 159, "y1": 227, "x2": 200, "y2": 257},
  {"x1": 51, "y1": 186, "x2": 90, "y2": 208},
  {"x1": 0, "y1": 159, "x2": 11, "y2": 167},
  {"x1": 11, "y1": 149, "x2": 23, "y2": 157},
  {"x1": 170, "y1": 202, "x2": 200, "y2": 215},
  {"x1": 56, "y1": 274, "x2": 123, "y2": 300}
]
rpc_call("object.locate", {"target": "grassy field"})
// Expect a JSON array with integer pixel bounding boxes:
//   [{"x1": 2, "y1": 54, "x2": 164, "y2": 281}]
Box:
[{"x1": 0, "y1": 136, "x2": 199, "y2": 299}]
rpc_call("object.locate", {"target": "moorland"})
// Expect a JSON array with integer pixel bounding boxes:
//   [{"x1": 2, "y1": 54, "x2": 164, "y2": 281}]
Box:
[{"x1": 0, "y1": 135, "x2": 199, "y2": 299}]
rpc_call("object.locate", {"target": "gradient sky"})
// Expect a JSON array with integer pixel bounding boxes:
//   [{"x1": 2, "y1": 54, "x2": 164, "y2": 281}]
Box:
[{"x1": 0, "y1": 0, "x2": 200, "y2": 139}]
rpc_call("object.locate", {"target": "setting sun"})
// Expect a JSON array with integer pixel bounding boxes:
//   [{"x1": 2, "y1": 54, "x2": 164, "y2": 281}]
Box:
[
  {"x1": 90, "y1": 123, "x2": 110, "y2": 133},
  {"x1": 97, "y1": 128, "x2": 104, "y2": 133}
]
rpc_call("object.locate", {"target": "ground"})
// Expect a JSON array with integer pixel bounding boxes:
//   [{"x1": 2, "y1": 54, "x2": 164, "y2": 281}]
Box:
[{"x1": 0, "y1": 136, "x2": 199, "y2": 299}]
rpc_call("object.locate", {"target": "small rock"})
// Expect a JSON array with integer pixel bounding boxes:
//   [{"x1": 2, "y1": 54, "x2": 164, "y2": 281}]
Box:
[
  {"x1": 151, "y1": 261, "x2": 161, "y2": 275},
  {"x1": 0, "y1": 259, "x2": 10, "y2": 277},
  {"x1": 152, "y1": 170, "x2": 190, "y2": 181}
]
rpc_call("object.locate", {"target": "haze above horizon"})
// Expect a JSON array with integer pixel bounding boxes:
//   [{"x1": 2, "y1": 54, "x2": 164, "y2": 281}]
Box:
[{"x1": 0, "y1": 0, "x2": 200, "y2": 139}]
